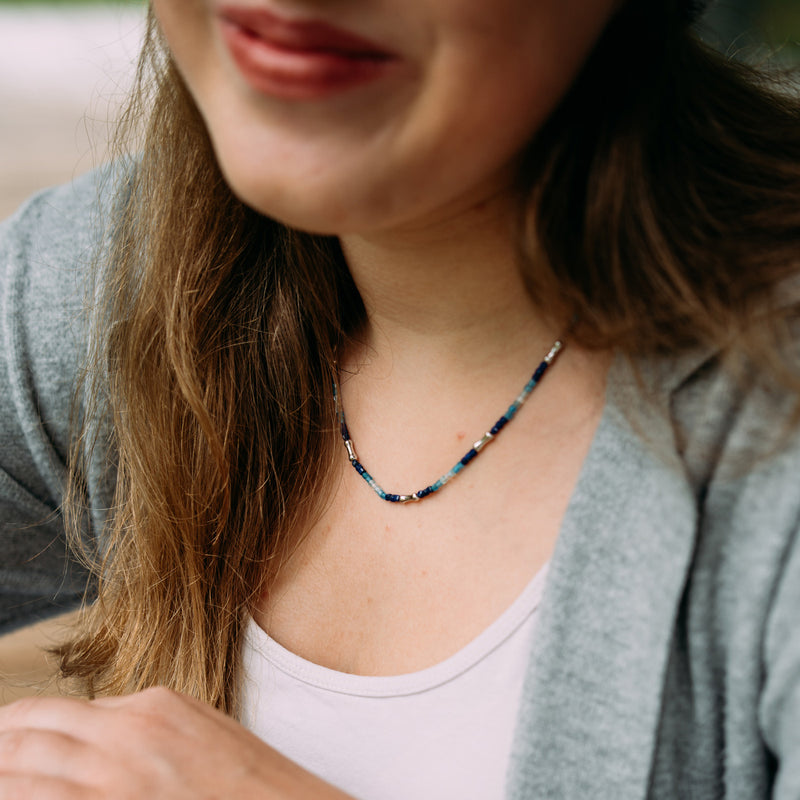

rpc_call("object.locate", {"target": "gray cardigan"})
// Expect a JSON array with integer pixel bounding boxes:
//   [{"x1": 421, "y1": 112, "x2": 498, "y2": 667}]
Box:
[{"x1": 1, "y1": 172, "x2": 799, "y2": 799}]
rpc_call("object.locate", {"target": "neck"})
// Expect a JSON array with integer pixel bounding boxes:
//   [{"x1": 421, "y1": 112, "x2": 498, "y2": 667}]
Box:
[
  {"x1": 330, "y1": 194, "x2": 610, "y2": 510},
  {"x1": 339, "y1": 193, "x2": 559, "y2": 379}
]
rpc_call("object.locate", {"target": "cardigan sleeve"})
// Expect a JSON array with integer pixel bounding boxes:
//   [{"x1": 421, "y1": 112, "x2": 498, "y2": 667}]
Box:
[
  {"x1": 0, "y1": 172, "x2": 112, "y2": 634},
  {"x1": 759, "y1": 510, "x2": 800, "y2": 799}
]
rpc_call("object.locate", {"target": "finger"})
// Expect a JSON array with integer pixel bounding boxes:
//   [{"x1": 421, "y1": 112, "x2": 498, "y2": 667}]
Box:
[
  {"x1": 0, "y1": 773, "x2": 100, "y2": 800},
  {"x1": 0, "y1": 697, "x2": 137, "y2": 756},
  {"x1": 93, "y1": 686, "x2": 215, "y2": 716},
  {"x1": 92, "y1": 687, "x2": 233, "y2": 729},
  {"x1": 0, "y1": 728, "x2": 107, "y2": 786},
  {"x1": 91, "y1": 686, "x2": 193, "y2": 711},
  {"x1": 0, "y1": 691, "x2": 188, "y2": 759},
  {"x1": 0, "y1": 698, "x2": 97, "y2": 739}
]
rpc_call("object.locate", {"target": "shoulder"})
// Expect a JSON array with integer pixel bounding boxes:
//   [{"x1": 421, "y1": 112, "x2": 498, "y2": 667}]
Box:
[
  {"x1": 648, "y1": 332, "x2": 800, "y2": 560},
  {"x1": 1, "y1": 167, "x2": 111, "y2": 263},
  {"x1": 1, "y1": 167, "x2": 120, "y2": 465},
  {"x1": 658, "y1": 344, "x2": 800, "y2": 795},
  {"x1": 609, "y1": 341, "x2": 800, "y2": 648},
  {"x1": 618, "y1": 329, "x2": 800, "y2": 503},
  {"x1": 0, "y1": 164, "x2": 125, "y2": 306},
  {"x1": 0, "y1": 168, "x2": 123, "y2": 632},
  {"x1": 657, "y1": 339, "x2": 800, "y2": 677},
  {"x1": 0, "y1": 164, "x2": 123, "y2": 360}
]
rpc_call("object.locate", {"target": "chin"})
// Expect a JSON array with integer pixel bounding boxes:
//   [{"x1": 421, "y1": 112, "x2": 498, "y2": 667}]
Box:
[
  {"x1": 238, "y1": 187, "x2": 370, "y2": 236},
  {"x1": 212, "y1": 155, "x2": 345, "y2": 234},
  {"x1": 216, "y1": 157, "x2": 405, "y2": 237}
]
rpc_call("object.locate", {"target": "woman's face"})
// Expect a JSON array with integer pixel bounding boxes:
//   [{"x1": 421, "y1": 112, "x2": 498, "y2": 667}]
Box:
[{"x1": 154, "y1": 0, "x2": 620, "y2": 234}]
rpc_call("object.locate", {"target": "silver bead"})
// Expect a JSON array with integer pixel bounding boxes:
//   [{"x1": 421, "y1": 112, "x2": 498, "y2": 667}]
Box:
[
  {"x1": 473, "y1": 432, "x2": 494, "y2": 451},
  {"x1": 399, "y1": 494, "x2": 420, "y2": 503},
  {"x1": 345, "y1": 440, "x2": 358, "y2": 462},
  {"x1": 544, "y1": 340, "x2": 563, "y2": 364}
]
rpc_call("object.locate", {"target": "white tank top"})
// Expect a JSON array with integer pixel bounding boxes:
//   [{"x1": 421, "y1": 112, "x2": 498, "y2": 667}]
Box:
[{"x1": 240, "y1": 563, "x2": 549, "y2": 800}]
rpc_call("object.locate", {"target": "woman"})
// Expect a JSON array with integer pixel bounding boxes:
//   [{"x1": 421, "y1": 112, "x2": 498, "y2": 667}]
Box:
[{"x1": 1, "y1": 0, "x2": 799, "y2": 796}]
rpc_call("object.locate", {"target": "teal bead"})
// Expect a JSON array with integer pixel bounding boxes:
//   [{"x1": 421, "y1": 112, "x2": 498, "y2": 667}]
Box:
[{"x1": 334, "y1": 339, "x2": 563, "y2": 504}]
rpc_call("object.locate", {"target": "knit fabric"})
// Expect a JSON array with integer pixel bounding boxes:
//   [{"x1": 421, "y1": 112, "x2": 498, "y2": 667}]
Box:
[{"x1": 3, "y1": 170, "x2": 799, "y2": 798}]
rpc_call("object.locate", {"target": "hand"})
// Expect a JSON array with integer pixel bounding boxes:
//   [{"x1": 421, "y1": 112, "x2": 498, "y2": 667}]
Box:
[{"x1": 0, "y1": 686, "x2": 354, "y2": 799}]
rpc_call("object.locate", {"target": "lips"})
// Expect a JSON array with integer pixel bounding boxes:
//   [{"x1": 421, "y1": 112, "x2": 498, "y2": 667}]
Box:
[{"x1": 217, "y1": 6, "x2": 399, "y2": 100}]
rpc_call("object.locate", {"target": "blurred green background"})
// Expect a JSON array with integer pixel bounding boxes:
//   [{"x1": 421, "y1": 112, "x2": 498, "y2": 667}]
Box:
[{"x1": 701, "y1": 0, "x2": 800, "y2": 62}]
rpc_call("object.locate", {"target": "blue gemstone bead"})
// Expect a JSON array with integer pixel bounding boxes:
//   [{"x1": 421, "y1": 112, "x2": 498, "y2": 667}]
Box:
[
  {"x1": 460, "y1": 448, "x2": 478, "y2": 466},
  {"x1": 336, "y1": 338, "x2": 562, "y2": 504},
  {"x1": 490, "y1": 416, "x2": 509, "y2": 436}
]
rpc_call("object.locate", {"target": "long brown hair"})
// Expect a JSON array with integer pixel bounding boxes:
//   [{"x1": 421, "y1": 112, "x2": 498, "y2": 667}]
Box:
[{"x1": 59, "y1": 0, "x2": 800, "y2": 711}]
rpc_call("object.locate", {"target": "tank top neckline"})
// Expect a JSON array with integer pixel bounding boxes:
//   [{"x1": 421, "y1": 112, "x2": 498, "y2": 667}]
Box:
[{"x1": 243, "y1": 561, "x2": 549, "y2": 698}]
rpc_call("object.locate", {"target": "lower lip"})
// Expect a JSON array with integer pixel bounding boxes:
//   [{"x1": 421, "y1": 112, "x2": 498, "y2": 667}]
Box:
[{"x1": 219, "y1": 19, "x2": 395, "y2": 100}]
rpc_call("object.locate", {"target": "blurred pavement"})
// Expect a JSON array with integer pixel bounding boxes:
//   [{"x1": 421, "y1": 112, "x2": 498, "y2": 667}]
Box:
[{"x1": 0, "y1": 5, "x2": 146, "y2": 220}]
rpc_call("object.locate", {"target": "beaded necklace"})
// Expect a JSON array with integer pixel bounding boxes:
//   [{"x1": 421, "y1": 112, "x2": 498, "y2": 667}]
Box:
[{"x1": 334, "y1": 338, "x2": 564, "y2": 503}]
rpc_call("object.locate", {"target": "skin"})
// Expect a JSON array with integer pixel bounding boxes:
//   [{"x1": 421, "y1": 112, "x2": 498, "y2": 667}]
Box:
[
  {"x1": 0, "y1": 689, "x2": 352, "y2": 799},
  {"x1": 156, "y1": 0, "x2": 620, "y2": 235},
  {"x1": 0, "y1": 0, "x2": 620, "y2": 796}
]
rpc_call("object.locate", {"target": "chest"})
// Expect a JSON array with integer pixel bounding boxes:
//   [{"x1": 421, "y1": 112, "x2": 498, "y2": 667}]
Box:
[
  {"x1": 242, "y1": 568, "x2": 548, "y2": 800},
  {"x1": 254, "y1": 404, "x2": 599, "y2": 676}
]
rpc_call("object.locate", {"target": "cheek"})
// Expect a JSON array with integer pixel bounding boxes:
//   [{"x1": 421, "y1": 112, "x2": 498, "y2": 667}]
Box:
[
  {"x1": 151, "y1": 0, "x2": 217, "y2": 98},
  {"x1": 150, "y1": 0, "x2": 260, "y2": 196},
  {"x1": 416, "y1": 30, "x2": 592, "y2": 180},
  {"x1": 441, "y1": 0, "x2": 619, "y2": 106},
  {"x1": 146, "y1": 0, "x2": 620, "y2": 233}
]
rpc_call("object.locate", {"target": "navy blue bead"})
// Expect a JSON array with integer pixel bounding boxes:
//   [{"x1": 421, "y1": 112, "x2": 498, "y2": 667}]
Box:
[
  {"x1": 460, "y1": 448, "x2": 478, "y2": 466},
  {"x1": 336, "y1": 338, "x2": 562, "y2": 504},
  {"x1": 490, "y1": 416, "x2": 509, "y2": 436}
]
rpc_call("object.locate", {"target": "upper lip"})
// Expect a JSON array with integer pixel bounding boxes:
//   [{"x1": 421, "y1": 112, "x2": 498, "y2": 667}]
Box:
[{"x1": 217, "y1": 6, "x2": 396, "y2": 58}]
